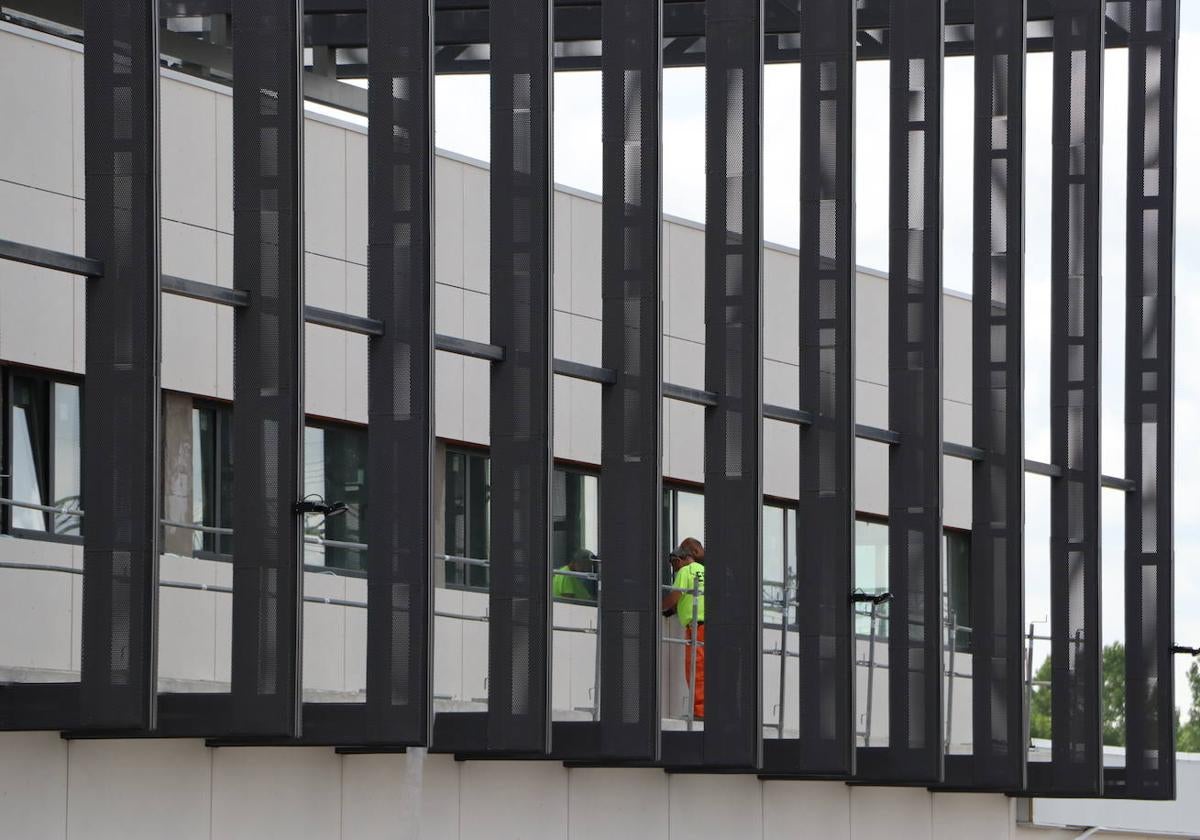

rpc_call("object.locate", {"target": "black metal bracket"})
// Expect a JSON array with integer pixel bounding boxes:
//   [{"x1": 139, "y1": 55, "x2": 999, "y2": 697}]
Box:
[
  {"x1": 292, "y1": 497, "x2": 348, "y2": 518},
  {"x1": 850, "y1": 591, "x2": 893, "y2": 606},
  {"x1": 1170, "y1": 645, "x2": 1200, "y2": 657}
]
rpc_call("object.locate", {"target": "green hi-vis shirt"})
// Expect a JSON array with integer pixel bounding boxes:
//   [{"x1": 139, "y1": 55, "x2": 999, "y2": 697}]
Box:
[
  {"x1": 672, "y1": 562, "x2": 705, "y2": 628},
  {"x1": 553, "y1": 566, "x2": 593, "y2": 600}
]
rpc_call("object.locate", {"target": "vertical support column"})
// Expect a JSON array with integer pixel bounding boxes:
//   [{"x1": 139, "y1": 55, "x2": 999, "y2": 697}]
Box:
[
  {"x1": 365, "y1": 0, "x2": 435, "y2": 745},
  {"x1": 968, "y1": 0, "x2": 1026, "y2": 791},
  {"x1": 487, "y1": 0, "x2": 554, "y2": 754},
  {"x1": 1046, "y1": 0, "x2": 1103, "y2": 796},
  {"x1": 1123, "y1": 0, "x2": 1177, "y2": 801},
  {"x1": 703, "y1": 0, "x2": 763, "y2": 770},
  {"x1": 599, "y1": 0, "x2": 662, "y2": 761},
  {"x1": 230, "y1": 0, "x2": 305, "y2": 738},
  {"x1": 796, "y1": 0, "x2": 855, "y2": 776},
  {"x1": 80, "y1": 0, "x2": 161, "y2": 731},
  {"x1": 876, "y1": 0, "x2": 944, "y2": 781}
]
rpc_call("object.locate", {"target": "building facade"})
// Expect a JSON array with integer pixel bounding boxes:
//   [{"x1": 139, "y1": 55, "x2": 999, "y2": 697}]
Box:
[{"x1": 0, "y1": 0, "x2": 1183, "y2": 836}]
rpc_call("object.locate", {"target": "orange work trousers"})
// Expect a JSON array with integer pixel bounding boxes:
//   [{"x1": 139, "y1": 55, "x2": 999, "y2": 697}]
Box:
[{"x1": 684, "y1": 623, "x2": 705, "y2": 720}]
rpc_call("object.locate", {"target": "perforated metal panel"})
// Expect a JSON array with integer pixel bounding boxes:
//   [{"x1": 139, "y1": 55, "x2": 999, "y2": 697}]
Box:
[
  {"x1": 795, "y1": 0, "x2": 856, "y2": 776},
  {"x1": 486, "y1": 0, "x2": 554, "y2": 754},
  {"x1": 702, "y1": 0, "x2": 763, "y2": 771},
  {"x1": 1122, "y1": 0, "x2": 1176, "y2": 801},
  {"x1": 863, "y1": 0, "x2": 944, "y2": 782},
  {"x1": 79, "y1": 0, "x2": 161, "y2": 732},
  {"x1": 964, "y1": 0, "x2": 1027, "y2": 792},
  {"x1": 1042, "y1": 0, "x2": 1104, "y2": 797},
  {"x1": 229, "y1": 0, "x2": 305, "y2": 738},
  {"x1": 598, "y1": 0, "x2": 662, "y2": 762},
  {"x1": 364, "y1": 0, "x2": 435, "y2": 745}
]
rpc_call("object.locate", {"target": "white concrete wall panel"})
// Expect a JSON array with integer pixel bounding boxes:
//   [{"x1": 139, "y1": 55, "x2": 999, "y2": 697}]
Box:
[
  {"x1": 304, "y1": 120, "x2": 348, "y2": 262},
  {"x1": 931, "y1": 792, "x2": 1012, "y2": 840},
  {"x1": 0, "y1": 731, "x2": 68, "y2": 840},
  {"x1": 568, "y1": 767, "x2": 669, "y2": 840},
  {"x1": 435, "y1": 155, "x2": 466, "y2": 290},
  {"x1": 161, "y1": 79, "x2": 218, "y2": 231},
  {"x1": 66, "y1": 739, "x2": 212, "y2": 840},
  {"x1": 850, "y1": 786, "x2": 933, "y2": 839},
  {"x1": 459, "y1": 760, "x2": 568, "y2": 840},
  {"x1": 461, "y1": 163, "x2": 490, "y2": 294},
  {"x1": 0, "y1": 181, "x2": 81, "y2": 373},
  {"x1": 669, "y1": 773, "x2": 763, "y2": 840},
  {"x1": 763, "y1": 779, "x2": 850, "y2": 840},
  {"x1": 210, "y1": 747, "x2": 342, "y2": 840},
  {"x1": 0, "y1": 29, "x2": 75, "y2": 197},
  {"x1": 341, "y1": 752, "x2": 461, "y2": 840}
]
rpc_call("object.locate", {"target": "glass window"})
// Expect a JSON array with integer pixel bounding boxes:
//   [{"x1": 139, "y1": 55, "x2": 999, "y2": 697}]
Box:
[
  {"x1": 304, "y1": 423, "x2": 368, "y2": 572},
  {"x1": 661, "y1": 485, "x2": 704, "y2": 588},
  {"x1": 6, "y1": 373, "x2": 81, "y2": 537},
  {"x1": 444, "y1": 448, "x2": 490, "y2": 590},
  {"x1": 854, "y1": 518, "x2": 890, "y2": 637},
  {"x1": 191, "y1": 403, "x2": 233, "y2": 555},
  {"x1": 551, "y1": 468, "x2": 598, "y2": 603},
  {"x1": 944, "y1": 529, "x2": 971, "y2": 653},
  {"x1": 763, "y1": 503, "x2": 797, "y2": 627}
]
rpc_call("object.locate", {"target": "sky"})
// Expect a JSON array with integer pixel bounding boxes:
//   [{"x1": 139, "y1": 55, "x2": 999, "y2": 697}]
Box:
[{"x1": 321, "y1": 11, "x2": 1200, "y2": 712}]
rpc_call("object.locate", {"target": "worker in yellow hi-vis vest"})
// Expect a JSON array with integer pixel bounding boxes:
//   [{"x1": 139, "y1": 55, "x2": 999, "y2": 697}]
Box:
[{"x1": 661, "y1": 537, "x2": 705, "y2": 719}]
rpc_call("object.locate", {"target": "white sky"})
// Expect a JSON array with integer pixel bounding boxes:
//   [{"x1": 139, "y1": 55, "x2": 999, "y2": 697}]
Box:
[{"x1": 418, "y1": 12, "x2": 1200, "y2": 711}]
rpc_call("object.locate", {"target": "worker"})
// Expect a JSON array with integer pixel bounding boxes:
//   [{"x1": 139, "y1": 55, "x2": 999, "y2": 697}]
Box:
[
  {"x1": 553, "y1": 548, "x2": 597, "y2": 601},
  {"x1": 662, "y1": 538, "x2": 705, "y2": 719}
]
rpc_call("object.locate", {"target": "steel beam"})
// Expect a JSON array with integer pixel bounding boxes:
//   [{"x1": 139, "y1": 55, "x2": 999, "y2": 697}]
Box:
[
  {"x1": 598, "y1": 0, "x2": 662, "y2": 762},
  {"x1": 860, "y1": 0, "x2": 945, "y2": 783},
  {"x1": 697, "y1": 0, "x2": 763, "y2": 771},
  {"x1": 483, "y1": 0, "x2": 555, "y2": 755},
  {"x1": 78, "y1": 0, "x2": 163, "y2": 734},
  {"x1": 227, "y1": 0, "x2": 306, "y2": 738},
  {"x1": 1119, "y1": 0, "x2": 1177, "y2": 802},
  {"x1": 792, "y1": 0, "x2": 856, "y2": 777},
  {"x1": 1035, "y1": 0, "x2": 1105, "y2": 798},
  {"x1": 359, "y1": 0, "x2": 436, "y2": 746},
  {"x1": 956, "y1": 0, "x2": 1028, "y2": 793}
]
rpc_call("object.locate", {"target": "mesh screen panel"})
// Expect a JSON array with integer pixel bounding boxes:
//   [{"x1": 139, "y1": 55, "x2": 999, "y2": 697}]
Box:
[
  {"x1": 795, "y1": 0, "x2": 855, "y2": 776},
  {"x1": 702, "y1": 0, "x2": 763, "y2": 770},
  {"x1": 1045, "y1": 0, "x2": 1103, "y2": 796},
  {"x1": 486, "y1": 0, "x2": 554, "y2": 754},
  {"x1": 229, "y1": 0, "x2": 304, "y2": 738},
  {"x1": 965, "y1": 0, "x2": 1027, "y2": 791},
  {"x1": 868, "y1": 0, "x2": 944, "y2": 782},
  {"x1": 1122, "y1": 0, "x2": 1176, "y2": 801},
  {"x1": 79, "y1": 0, "x2": 161, "y2": 732},
  {"x1": 599, "y1": 0, "x2": 662, "y2": 761},
  {"x1": 364, "y1": 0, "x2": 435, "y2": 745}
]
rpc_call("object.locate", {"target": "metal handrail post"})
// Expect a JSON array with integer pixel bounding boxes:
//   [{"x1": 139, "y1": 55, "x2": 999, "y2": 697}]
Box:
[
  {"x1": 945, "y1": 608, "x2": 957, "y2": 752},
  {"x1": 776, "y1": 569, "x2": 790, "y2": 738},
  {"x1": 1024, "y1": 622, "x2": 1036, "y2": 748},
  {"x1": 686, "y1": 574, "x2": 700, "y2": 731},
  {"x1": 864, "y1": 601, "x2": 878, "y2": 747},
  {"x1": 591, "y1": 576, "x2": 601, "y2": 721}
]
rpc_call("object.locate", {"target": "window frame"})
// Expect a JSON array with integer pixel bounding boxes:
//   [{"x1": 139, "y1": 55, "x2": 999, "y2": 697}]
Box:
[
  {"x1": 442, "y1": 442, "x2": 492, "y2": 593},
  {"x1": 187, "y1": 397, "x2": 235, "y2": 560},
  {"x1": 2, "y1": 365, "x2": 85, "y2": 545},
  {"x1": 303, "y1": 416, "x2": 369, "y2": 573},
  {"x1": 550, "y1": 460, "x2": 600, "y2": 605}
]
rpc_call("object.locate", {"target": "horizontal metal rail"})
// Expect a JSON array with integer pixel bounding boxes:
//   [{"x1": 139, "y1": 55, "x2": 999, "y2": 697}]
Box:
[
  {"x1": 0, "y1": 242, "x2": 1139, "y2": 484},
  {"x1": 0, "y1": 238, "x2": 103, "y2": 277}
]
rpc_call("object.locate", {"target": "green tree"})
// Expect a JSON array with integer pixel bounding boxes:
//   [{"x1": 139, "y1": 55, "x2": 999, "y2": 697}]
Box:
[
  {"x1": 1027, "y1": 641, "x2": 1127, "y2": 747},
  {"x1": 1176, "y1": 662, "x2": 1200, "y2": 753}
]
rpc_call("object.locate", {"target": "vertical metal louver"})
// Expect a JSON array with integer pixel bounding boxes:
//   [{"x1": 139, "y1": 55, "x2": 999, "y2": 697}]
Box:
[
  {"x1": 364, "y1": 0, "x2": 436, "y2": 745},
  {"x1": 701, "y1": 0, "x2": 764, "y2": 770},
  {"x1": 1121, "y1": 0, "x2": 1177, "y2": 802},
  {"x1": 863, "y1": 0, "x2": 945, "y2": 782},
  {"x1": 229, "y1": 0, "x2": 305, "y2": 738},
  {"x1": 794, "y1": 0, "x2": 856, "y2": 776},
  {"x1": 963, "y1": 0, "x2": 1028, "y2": 792},
  {"x1": 599, "y1": 0, "x2": 663, "y2": 762},
  {"x1": 486, "y1": 0, "x2": 555, "y2": 754},
  {"x1": 79, "y1": 0, "x2": 161, "y2": 732},
  {"x1": 1039, "y1": 0, "x2": 1104, "y2": 797}
]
